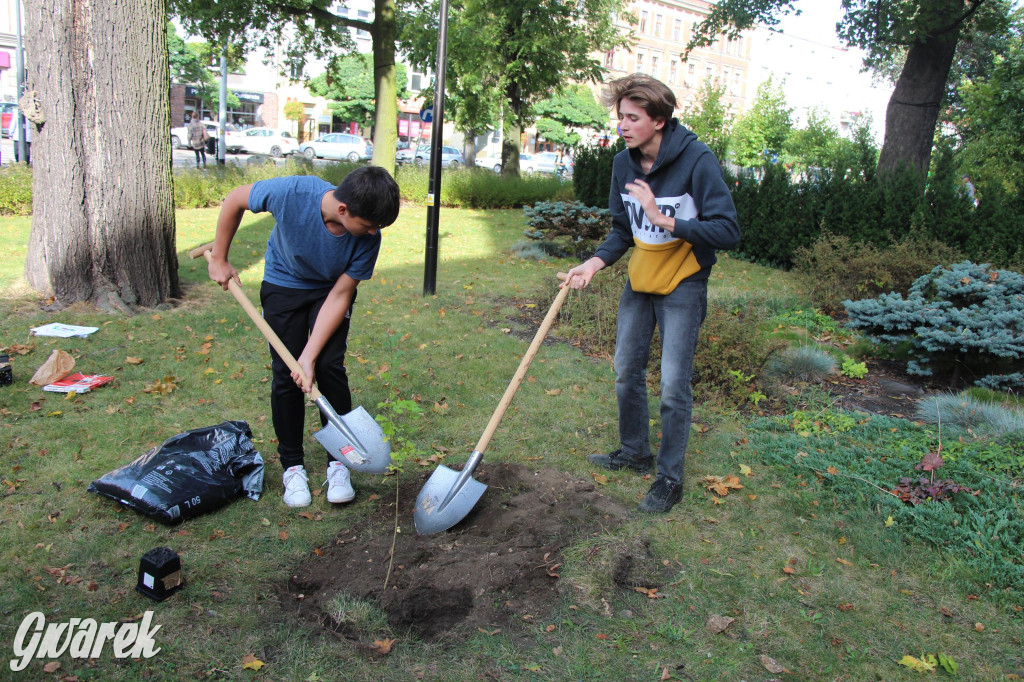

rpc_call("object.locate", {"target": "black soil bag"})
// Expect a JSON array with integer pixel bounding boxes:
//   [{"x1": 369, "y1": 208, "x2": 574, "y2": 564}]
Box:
[{"x1": 89, "y1": 420, "x2": 265, "y2": 523}]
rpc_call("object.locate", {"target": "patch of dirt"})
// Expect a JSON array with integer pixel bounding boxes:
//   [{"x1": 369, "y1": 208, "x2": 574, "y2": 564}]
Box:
[
  {"x1": 283, "y1": 463, "x2": 632, "y2": 644},
  {"x1": 823, "y1": 358, "x2": 939, "y2": 419}
]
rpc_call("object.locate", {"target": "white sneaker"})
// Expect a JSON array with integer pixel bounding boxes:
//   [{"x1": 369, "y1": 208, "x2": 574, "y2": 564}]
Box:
[
  {"x1": 282, "y1": 465, "x2": 312, "y2": 508},
  {"x1": 325, "y1": 461, "x2": 355, "y2": 503}
]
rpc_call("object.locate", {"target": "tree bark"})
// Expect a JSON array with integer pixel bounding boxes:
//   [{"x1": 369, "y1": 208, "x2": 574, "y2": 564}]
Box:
[
  {"x1": 877, "y1": 25, "x2": 961, "y2": 179},
  {"x1": 370, "y1": 0, "x2": 398, "y2": 175},
  {"x1": 23, "y1": 0, "x2": 179, "y2": 311}
]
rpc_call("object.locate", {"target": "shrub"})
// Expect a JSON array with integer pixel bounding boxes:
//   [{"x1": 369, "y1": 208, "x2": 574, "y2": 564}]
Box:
[
  {"x1": 396, "y1": 165, "x2": 567, "y2": 208},
  {"x1": 765, "y1": 345, "x2": 836, "y2": 383},
  {"x1": 915, "y1": 392, "x2": 1024, "y2": 438},
  {"x1": 522, "y1": 201, "x2": 611, "y2": 258},
  {"x1": 793, "y1": 230, "x2": 967, "y2": 313},
  {"x1": 571, "y1": 139, "x2": 623, "y2": 208},
  {"x1": 844, "y1": 261, "x2": 1024, "y2": 389},
  {"x1": 0, "y1": 163, "x2": 33, "y2": 215}
]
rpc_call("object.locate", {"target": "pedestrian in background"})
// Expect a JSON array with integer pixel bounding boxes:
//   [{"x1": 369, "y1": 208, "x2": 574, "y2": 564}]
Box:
[
  {"x1": 188, "y1": 117, "x2": 208, "y2": 167},
  {"x1": 8, "y1": 113, "x2": 31, "y2": 165}
]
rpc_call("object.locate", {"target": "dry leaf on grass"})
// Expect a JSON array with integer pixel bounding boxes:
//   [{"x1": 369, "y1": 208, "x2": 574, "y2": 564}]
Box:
[
  {"x1": 706, "y1": 614, "x2": 736, "y2": 633},
  {"x1": 759, "y1": 655, "x2": 789, "y2": 674},
  {"x1": 702, "y1": 474, "x2": 744, "y2": 496},
  {"x1": 240, "y1": 654, "x2": 264, "y2": 670},
  {"x1": 371, "y1": 638, "x2": 396, "y2": 655}
]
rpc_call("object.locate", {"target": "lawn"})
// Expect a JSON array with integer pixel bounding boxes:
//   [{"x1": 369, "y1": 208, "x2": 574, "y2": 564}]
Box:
[{"x1": 0, "y1": 206, "x2": 1021, "y2": 681}]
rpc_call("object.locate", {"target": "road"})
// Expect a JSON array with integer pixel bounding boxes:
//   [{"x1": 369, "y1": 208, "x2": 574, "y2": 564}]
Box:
[{"x1": 0, "y1": 135, "x2": 309, "y2": 169}]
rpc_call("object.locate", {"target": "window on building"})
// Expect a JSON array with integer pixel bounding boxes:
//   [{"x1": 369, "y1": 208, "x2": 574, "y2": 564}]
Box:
[
  {"x1": 706, "y1": 65, "x2": 714, "y2": 79},
  {"x1": 357, "y1": 10, "x2": 371, "y2": 38},
  {"x1": 650, "y1": 55, "x2": 659, "y2": 77},
  {"x1": 640, "y1": 11, "x2": 648, "y2": 33},
  {"x1": 673, "y1": 19, "x2": 681, "y2": 42},
  {"x1": 605, "y1": 50, "x2": 615, "y2": 69},
  {"x1": 669, "y1": 60, "x2": 677, "y2": 84},
  {"x1": 655, "y1": 14, "x2": 663, "y2": 37},
  {"x1": 636, "y1": 53, "x2": 644, "y2": 71},
  {"x1": 289, "y1": 60, "x2": 304, "y2": 79}
]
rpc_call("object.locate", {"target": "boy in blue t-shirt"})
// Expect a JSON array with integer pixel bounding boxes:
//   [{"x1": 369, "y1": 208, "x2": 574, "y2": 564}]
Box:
[{"x1": 207, "y1": 166, "x2": 400, "y2": 508}]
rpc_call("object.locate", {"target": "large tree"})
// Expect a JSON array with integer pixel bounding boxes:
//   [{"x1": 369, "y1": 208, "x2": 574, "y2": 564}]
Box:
[
  {"x1": 399, "y1": 0, "x2": 629, "y2": 176},
  {"x1": 171, "y1": 0, "x2": 402, "y2": 173},
  {"x1": 308, "y1": 54, "x2": 409, "y2": 133},
  {"x1": 23, "y1": 0, "x2": 178, "y2": 310},
  {"x1": 688, "y1": 0, "x2": 1001, "y2": 179},
  {"x1": 729, "y1": 76, "x2": 792, "y2": 168},
  {"x1": 533, "y1": 84, "x2": 609, "y2": 151},
  {"x1": 681, "y1": 77, "x2": 733, "y2": 163}
]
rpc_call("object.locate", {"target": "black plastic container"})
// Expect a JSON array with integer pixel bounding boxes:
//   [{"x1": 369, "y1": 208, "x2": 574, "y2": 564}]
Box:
[
  {"x1": 0, "y1": 354, "x2": 11, "y2": 386},
  {"x1": 136, "y1": 547, "x2": 184, "y2": 601}
]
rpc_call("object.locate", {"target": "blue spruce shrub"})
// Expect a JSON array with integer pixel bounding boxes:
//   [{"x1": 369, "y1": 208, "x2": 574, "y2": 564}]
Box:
[{"x1": 844, "y1": 261, "x2": 1024, "y2": 389}]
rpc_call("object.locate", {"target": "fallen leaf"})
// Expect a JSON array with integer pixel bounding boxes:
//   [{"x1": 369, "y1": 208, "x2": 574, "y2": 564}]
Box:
[
  {"x1": 706, "y1": 614, "x2": 735, "y2": 634},
  {"x1": 43, "y1": 662, "x2": 61, "y2": 673},
  {"x1": 885, "y1": 515, "x2": 895, "y2": 527},
  {"x1": 826, "y1": 466, "x2": 839, "y2": 475},
  {"x1": 974, "y1": 622, "x2": 984, "y2": 632},
  {"x1": 759, "y1": 655, "x2": 788, "y2": 674},
  {"x1": 371, "y1": 638, "x2": 396, "y2": 655},
  {"x1": 783, "y1": 566, "x2": 796, "y2": 575},
  {"x1": 590, "y1": 472, "x2": 608, "y2": 486},
  {"x1": 836, "y1": 558, "x2": 852, "y2": 566},
  {"x1": 739, "y1": 463, "x2": 753, "y2": 476},
  {"x1": 278, "y1": 530, "x2": 288, "y2": 541},
  {"x1": 897, "y1": 654, "x2": 936, "y2": 673},
  {"x1": 838, "y1": 602, "x2": 854, "y2": 612},
  {"x1": 544, "y1": 388, "x2": 562, "y2": 396},
  {"x1": 241, "y1": 654, "x2": 264, "y2": 671},
  {"x1": 126, "y1": 356, "x2": 144, "y2": 365},
  {"x1": 596, "y1": 633, "x2": 609, "y2": 640}
]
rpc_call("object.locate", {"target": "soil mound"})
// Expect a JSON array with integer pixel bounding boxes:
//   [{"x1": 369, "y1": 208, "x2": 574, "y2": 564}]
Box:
[{"x1": 284, "y1": 463, "x2": 631, "y2": 643}]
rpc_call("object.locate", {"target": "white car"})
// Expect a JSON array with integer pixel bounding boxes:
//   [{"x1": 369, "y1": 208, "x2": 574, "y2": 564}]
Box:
[
  {"x1": 170, "y1": 122, "x2": 245, "y2": 153},
  {"x1": 237, "y1": 128, "x2": 299, "y2": 157},
  {"x1": 474, "y1": 153, "x2": 502, "y2": 173},
  {"x1": 298, "y1": 133, "x2": 372, "y2": 162}
]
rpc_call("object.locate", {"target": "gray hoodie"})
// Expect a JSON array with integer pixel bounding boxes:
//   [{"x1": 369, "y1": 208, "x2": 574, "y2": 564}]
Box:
[{"x1": 594, "y1": 119, "x2": 740, "y2": 294}]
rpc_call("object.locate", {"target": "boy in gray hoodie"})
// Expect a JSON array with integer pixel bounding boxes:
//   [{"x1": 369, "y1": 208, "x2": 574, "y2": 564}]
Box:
[{"x1": 562, "y1": 75, "x2": 740, "y2": 513}]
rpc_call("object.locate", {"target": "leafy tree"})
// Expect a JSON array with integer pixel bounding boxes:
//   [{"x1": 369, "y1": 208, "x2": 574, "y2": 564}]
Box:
[
  {"x1": 950, "y1": 8, "x2": 1024, "y2": 193},
  {"x1": 308, "y1": 54, "x2": 409, "y2": 134},
  {"x1": 399, "y1": 0, "x2": 629, "y2": 176},
  {"x1": 533, "y1": 84, "x2": 609, "y2": 150},
  {"x1": 171, "y1": 0, "x2": 402, "y2": 172},
  {"x1": 730, "y1": 76, "x2": 792, "y2": 168},
  {"x1": 687, "y1": 0, "x2": 1005, "y2": 181},
  {"x1": 681, "y1": 77, "x2": 733, "y2": 163},
  {"x1": 783, "y1": 106, "x2": 839, "y2": 171},
  {"x1": 24, "y1": 0, "x2": 178, "y2": 309}
]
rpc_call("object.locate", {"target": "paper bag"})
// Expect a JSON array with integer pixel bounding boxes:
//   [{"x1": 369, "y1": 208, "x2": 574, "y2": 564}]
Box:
[{"x1": 29, "y1": 349, "x2": 75, "y2": 386}]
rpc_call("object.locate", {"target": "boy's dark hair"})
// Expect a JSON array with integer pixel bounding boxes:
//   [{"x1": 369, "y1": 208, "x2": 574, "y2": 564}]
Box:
[
  {"x1": 601, "y1": 74, "x2": 677, "y2": 123},
  {"x1": 334, "y1": 166, "x2": 401, "y2": 227}
]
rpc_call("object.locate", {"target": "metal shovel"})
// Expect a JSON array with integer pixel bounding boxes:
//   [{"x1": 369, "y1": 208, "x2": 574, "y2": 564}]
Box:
[
  {"x1": 189, "y1": 245, "x2": 391, "y2": 474},
  {"x1": 414, "y1": 276, "x2": 571, "y2": 534}
]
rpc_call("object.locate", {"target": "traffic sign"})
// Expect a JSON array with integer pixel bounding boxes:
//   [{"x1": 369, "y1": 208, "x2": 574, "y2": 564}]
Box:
[{"x1": 419, "y1": 106, "x2": 433, "y2": 123}]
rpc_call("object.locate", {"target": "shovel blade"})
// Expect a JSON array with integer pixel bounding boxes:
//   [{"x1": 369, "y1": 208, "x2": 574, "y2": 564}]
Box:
[
  {"x1": 414, "y1": 465, "x2": 488, "y2": 535},
  {"x1": 314, "y1": 406, "x2": 391, "y2": 474}
]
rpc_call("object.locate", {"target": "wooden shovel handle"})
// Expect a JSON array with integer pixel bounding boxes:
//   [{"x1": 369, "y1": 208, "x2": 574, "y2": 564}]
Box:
[
  {"x1": 473, "y1": 274, "x2": 572, "y2": 453},
  {"x1": 190, "y1": 246, "x2": 322, "y2": 402}
]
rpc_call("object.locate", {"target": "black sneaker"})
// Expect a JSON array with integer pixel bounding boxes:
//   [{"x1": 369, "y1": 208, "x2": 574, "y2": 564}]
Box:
[
  {"x1": 587, "y1": 448, "x2": 654, "y2": 473},
  {"x1": 638, "y1": 476, "x2": 682, "y2": 513}
]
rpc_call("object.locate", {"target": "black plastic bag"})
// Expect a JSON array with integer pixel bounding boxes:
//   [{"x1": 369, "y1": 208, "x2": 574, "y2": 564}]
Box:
[{"x1": 89, "y1": 420, "x2": 264, "y2": 523}]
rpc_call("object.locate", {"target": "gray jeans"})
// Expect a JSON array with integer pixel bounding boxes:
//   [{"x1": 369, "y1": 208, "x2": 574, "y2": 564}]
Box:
[{"x1": 614, "y1": 277, "x2": 707, "y2": 485}]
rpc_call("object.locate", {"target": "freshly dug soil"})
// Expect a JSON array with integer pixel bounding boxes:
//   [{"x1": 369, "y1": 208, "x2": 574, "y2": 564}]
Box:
[{"x1": 284, "y1": 463, "x2": 632, "y2": 644}]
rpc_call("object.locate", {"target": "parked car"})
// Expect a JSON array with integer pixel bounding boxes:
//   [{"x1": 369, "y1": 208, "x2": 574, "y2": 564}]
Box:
[
  {"x1": 396, "y1": 143, "x2": 422, "y2": 165},
  {"x1": 170, "y1": 121, "x2": 245, "y2": 153},
  {"x1": 474, "y1": 153, "x2": 502, "y2": 173},
  {"x1": 0, "y1": 103, "x2": 18, "y2": 138},
  {"x1": 298, "y1": 133, "x2": 371, "y2": 162},
  {"x1": 414, "y1": 144, "x2": 465, "y2": 168},
  {"x1": 236, "y1": 127, "x2": 298, "y2": 157},
  {"x1": 522, "y1": 151, "x2": 573, "y2": 176}
]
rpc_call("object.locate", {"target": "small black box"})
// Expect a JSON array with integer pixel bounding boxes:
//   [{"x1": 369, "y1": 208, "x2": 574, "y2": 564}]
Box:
[{"x1": 136, "y1": 547, "x2": 184, "y2": 601}]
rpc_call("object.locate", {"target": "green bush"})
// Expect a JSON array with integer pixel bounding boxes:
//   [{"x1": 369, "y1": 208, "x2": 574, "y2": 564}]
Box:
[
  {"x1": 0, "y1": 163, "x2": 33, "y2": 215},
  {"x1": 522, "y1": 201, "x2": 611, "y2": 258},
  {"x1": 845, "y1": 261, "x2": 1024, "y2": 389},
  {"x1": 571, "y1": 139, "x2": 623, "y2": 208},
  {"x1": 396, "y1": 165, "x2": 568, "y2": 208},
  {"x1": 792, "y1": 230, "x2": 967, "y2": 313}
]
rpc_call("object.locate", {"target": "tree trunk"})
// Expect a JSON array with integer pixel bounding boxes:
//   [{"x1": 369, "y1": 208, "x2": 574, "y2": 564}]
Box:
[
  {"x1": 500, "y1": 83, "x2": 523, "y2": 178},
  {"x1": 877, "y1": 28, "x2": 961, "y2": 179},
  {"x1": 23, "y1": 0, "x2": 179, "y2": 311},
  {"x1": 370, "y1": 0, "x2": 398, "y2": 175}
]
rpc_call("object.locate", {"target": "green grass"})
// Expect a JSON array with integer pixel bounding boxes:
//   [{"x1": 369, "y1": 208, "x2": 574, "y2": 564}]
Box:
[{"x1": 1, "y1": 207, "x2": 1022, "y2": 681}]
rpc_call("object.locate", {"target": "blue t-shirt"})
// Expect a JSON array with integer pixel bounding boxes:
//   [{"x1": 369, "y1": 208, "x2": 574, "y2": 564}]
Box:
[{"x1": 249, "y1": 175, "x2": 381, "y2": 289}]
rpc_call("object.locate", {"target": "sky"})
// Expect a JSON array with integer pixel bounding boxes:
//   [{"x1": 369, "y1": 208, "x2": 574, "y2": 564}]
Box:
[{"x1": 772, "y1": 0, "x2": 846, "y2": 45}]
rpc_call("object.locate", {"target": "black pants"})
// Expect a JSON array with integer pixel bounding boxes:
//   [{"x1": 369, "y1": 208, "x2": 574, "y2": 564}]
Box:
[
  {"x1": 13, "y1": 142, "x2": 30, "y2": 164},
  {"x1": 260, "y1": 281, "x2": 354, "y2": 470},
  {"x1": 193, "y1": 146, "x2": 206, "y2": 166}
]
